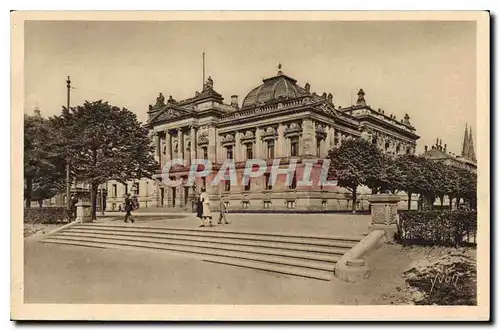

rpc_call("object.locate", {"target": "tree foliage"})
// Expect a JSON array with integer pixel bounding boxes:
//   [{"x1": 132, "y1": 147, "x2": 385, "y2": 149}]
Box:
[
  {"x1": 24, "y1": 115, "x2": 66, "y2": 207},
  {"x1": 327, "y1": 138, "x2": 385, "y2": 213},
  {"x1": 326, "y1": 137, "x2": 477, "y2": 212},
  {"x1": 53, "y1": 100, "x2": 159, "y2": 219}
]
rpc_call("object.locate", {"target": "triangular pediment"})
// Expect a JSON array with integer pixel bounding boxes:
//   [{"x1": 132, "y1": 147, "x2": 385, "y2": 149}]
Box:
[{"x1": 149, "y1": 106, "x2": 193, "y2": 123}]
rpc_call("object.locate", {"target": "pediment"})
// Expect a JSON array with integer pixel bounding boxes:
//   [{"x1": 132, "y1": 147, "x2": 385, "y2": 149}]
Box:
[{"x1": 149, "y1": 106, "x2": 193, "y2": 123}]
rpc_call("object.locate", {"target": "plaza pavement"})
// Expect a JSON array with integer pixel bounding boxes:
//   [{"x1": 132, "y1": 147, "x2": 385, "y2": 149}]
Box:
[
  {"x1": 99, "y1": 212, "x2": 371, "y2": 237},
  {"x1": 24, "y1": 213, "x2": 411, "y2": 304}
]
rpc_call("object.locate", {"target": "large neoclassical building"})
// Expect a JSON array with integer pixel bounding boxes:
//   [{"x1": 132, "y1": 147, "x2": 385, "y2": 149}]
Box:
[{"x1": 107, "y1": 66, "x2": 420, "y2": 212}]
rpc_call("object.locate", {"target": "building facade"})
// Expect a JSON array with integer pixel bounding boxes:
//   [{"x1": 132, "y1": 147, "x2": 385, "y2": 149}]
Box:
[{"x1": 108, "y1": 66, "x2": 420, "y2": 212}]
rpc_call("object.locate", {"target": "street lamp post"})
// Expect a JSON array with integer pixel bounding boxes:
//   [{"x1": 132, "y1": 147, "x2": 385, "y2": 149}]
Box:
[{"x1": 65, "y1": 76, "x2": 72, "y2": 210}]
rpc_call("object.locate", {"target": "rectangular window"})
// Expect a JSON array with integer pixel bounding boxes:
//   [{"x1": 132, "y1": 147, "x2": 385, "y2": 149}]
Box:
[
  {"x1": 124, "y1": 183, "x2": 128, "y2": 195},
  {"x1": 267, "y1": 140, "x2": 275, "y2": 159},
  {"x1": 112, "y1": 184, "x2": 117, "y2": 197},
  {"x1": 246, "y1": 144, "x2": 253, "y2": 159},
  {"x1": 226, "y1": 146, "x2": 233, "y2": 160},
  {"x1": 202, "y1": 146, "x2": 208, "y2": 159},
  {"x1": 290, "y1": 137, "x2": 299, "y2": 157}
]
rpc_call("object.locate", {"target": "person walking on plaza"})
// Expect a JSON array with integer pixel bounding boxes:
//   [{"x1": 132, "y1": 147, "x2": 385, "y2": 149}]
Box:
[
  {"x1": 196, "y1": 193, "x2": 205, "y2": 227},
  {"x1": 218, "y1": 195, "x2": 229, "y2": 225},
  {"x1": 124, "y1": 193, "x2": 135, "y2": 223},
  {"x1": 69, "y1": 194, "x2": 79, "y2": 221},
  {"x1": 200, "y1": 188, "x2": 212, "y2": 227}
]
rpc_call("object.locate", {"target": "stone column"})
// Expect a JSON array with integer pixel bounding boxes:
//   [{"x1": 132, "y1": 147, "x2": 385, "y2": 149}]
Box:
[
  {"x1": 235, "y1": 132, "x2": 242, "y2": 161},
  {"x1": 216, "y1": 135, "x2": 224, "y2": 162},
  {"x1": 255, "y1": 128, "x2": 263, "y2": 159},
  {"x1": 328, "y1": 126, "x2": 335, "y2": 150},
  {"x1": 178, "y1": 129, "x2": 184, "y2": 161},
  {"x1": 190, "y1": 126, "x2": 197, "y2": 162},
  {"x1": 154, "y1": 132, "x2": 162, "y2": 170},
  {"x1": 302, "y1": 118, "x2": 315, "y2": 157},
  {"x1": 208, "y1": 126, "x2": 216, "y2": 163},
  {"x1": 277, "y1": 124, "x2": 285, "y2": 157},
  {"x1": 166, "y1": 131, "x2": 172, "y2": 162}
]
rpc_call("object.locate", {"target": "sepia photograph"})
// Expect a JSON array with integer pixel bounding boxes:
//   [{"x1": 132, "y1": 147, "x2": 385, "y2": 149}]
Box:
[{"x1": 11, "y1": 11, "x2": 490, "y2": 321}]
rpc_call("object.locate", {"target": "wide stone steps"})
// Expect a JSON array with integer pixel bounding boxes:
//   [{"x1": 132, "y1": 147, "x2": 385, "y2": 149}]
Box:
[
  {"x1": 41, "y1": 223, "x2": 363, "y2": 281},
  {"x1": 60, "y1": 228, "x2": 352, "y2": 255}
]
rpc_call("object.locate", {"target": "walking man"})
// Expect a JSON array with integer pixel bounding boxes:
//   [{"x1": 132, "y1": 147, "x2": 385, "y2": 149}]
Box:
[
  {"x1": 218, "y1": 195, "x2": 229, "y2": 225},
  {"x1": 124, "y1": 193, "x2": 135, "y2": 223}
]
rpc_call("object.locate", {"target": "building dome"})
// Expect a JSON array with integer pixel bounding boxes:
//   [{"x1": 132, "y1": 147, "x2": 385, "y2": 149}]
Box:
[{"x1": 242, "y1": 71, "x2": 308, "y2": 109}]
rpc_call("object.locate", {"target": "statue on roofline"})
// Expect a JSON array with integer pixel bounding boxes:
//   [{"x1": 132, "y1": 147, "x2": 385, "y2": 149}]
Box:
[
  {"x1": 204, "y1": 76, "x2": 214, "y2": 90},
  {"x1": 155, "y1": 93, "x2": 165, "y2": 107}
]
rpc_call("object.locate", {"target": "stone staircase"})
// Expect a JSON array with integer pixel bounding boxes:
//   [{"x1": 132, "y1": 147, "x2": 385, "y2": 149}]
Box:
[{"x1": 40, "y1": 223, "x2": 364, "y2": 281}]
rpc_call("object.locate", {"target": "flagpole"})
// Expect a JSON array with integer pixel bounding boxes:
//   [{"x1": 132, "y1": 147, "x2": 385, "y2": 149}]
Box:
[{"x1": 202, "y1": 52, "x2": 206, "y2": 87}]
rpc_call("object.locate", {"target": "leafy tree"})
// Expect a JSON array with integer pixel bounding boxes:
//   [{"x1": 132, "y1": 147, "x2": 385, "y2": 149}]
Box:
[
  {"x1": 24, "y1": 114, "x2": 66, "y2": 208},
  {"x1": 53, "y1": 100, "x2": 159, "y2": 220},
  {"x1": 456, "y1": 168, "x2": 477, "y2": 210},
  {"x1": 327, "y1": 137, "x2": 385, "y2": 213}
]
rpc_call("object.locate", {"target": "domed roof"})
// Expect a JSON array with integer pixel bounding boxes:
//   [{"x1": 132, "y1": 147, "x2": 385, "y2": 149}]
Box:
[{"x1": 242, "y1": 70, "x2": 308, "y2": 109}]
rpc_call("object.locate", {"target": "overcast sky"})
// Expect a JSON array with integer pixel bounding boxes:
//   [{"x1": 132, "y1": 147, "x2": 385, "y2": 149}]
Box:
[{"x1": 25, "y1": 20, "x2": 476, "y2": 154}]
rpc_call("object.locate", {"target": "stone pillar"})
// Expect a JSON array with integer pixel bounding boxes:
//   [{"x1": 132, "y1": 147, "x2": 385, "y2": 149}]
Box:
[
  {"x1": 166, "y1": 131, "x2": 172, "y2": 162},
  {"x1": 154, "y1": 132, "x2": 162, "y2": 170},
  {"x1": 235, "y1": 132, "x2": 242, "y2": 161},
  {"x1": 216, "y1": 135, "x2": 223, "y2": 162},
  {"x1": 190, "y1": 126, "x2": 197, "y2": 161},
  {"x1": 321, "y1": 136, "x2": 329, "y2": 157},
  {"x1": 367, "y1": 194, "x2": 400, "y2": 242},
  {"x1": 255, "y1": 128, "x2": 263, "y2": 159},
  {"x1": 327, "y1": 126, "x2": 335, "y2": 151},
  {"x1": 178, "y1": 129, "x2": 184, "y2": 161},
  {"x1": 277, "y1": 124, "x2": 285, "y2": 157},
  {"x1": 208, "y1": 126, "x2": 216, "y2": 163},
  {"x1": 302, "y1": 118, "x2": 315, "y2": 157},
  {"x1": 76, "y1": 201, "x2": 92, "y2": 223}
]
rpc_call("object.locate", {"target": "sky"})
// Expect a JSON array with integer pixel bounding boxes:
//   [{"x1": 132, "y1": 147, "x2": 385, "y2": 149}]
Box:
[{"x1": 24, "y1": 20, "x2": 477, "y2": 155}]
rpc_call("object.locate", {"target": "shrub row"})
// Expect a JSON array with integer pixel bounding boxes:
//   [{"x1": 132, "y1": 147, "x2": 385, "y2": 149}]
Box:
[
  {"x1": 397, "y1": 210, "x2": 477, "y2": 246},
  {"x1": 24, "y1": 207, "x2": 68, "y2": 224}
]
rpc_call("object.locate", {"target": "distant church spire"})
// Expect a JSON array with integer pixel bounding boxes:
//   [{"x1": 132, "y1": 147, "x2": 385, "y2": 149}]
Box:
[
  {"x1": 277, "y1": 63, "x2": 283, "y2": 76},
  {"x1": 468, "y1": 127, "x2": 476, "y2": 162},
  {"x1": 461, "y1": 124, "x2": 468, "y2": 157},
  {"x1": 461, "y1": 124, "x2": 476, "y2": 162}
]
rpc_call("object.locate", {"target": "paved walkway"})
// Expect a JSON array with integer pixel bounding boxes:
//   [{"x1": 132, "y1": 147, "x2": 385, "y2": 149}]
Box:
[
  {"x1": 97, "y1": 213, "x2": 371, "y2": 237},
  {"x1": 24, "y1": 213, "x2": 404, "y2": 304},
  {"x1": 24, "y1": 239, "x2": 411, "y2": 304}
]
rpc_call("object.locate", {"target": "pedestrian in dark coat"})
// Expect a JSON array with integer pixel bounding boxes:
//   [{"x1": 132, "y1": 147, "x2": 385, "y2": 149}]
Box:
[
  {"x1": 196, "y1": 195, "x2": 205, "y2": 227},
  {"x1": 124, "y1": 193, "x2": 135, "y2": 223}
]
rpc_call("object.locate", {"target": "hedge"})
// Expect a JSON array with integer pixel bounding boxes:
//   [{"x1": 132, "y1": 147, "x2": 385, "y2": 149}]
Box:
[
  {"x1": 24, "y1": 207, "x2": 68, "y2": 224},
  {"x1": 397, "y1": 210, "x2": 477, "y2": 246}
]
